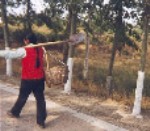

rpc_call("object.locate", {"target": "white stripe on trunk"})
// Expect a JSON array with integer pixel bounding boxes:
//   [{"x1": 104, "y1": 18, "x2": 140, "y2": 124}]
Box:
[
  {"x1": 132, "y1": 71, "x2": 144, "y2": 118},
  {"x1": 64, "y1": 58, "x2": 74, "y2": 94},
  {"x1": 5, "y1": 47, "x2": 12, "y2": 76}
]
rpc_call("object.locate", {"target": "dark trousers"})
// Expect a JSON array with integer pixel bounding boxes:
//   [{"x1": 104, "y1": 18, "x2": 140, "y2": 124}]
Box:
[{"x1": 11, "y1": 79, "x2": 47, "y2": 124}]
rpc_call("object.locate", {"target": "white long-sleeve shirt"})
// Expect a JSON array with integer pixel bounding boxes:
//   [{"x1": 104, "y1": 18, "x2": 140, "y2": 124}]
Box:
[
  {"x1": 0, "y1": 45, "x2": 46, "y2": 59},
  {"x1": 0, "y1": 48, "x2": 26, "y2": 59}
]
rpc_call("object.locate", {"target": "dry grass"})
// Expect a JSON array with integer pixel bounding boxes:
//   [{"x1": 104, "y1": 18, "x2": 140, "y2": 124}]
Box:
[
  {"x1": 8, "y1": 24, "x2": 23, "y2": 31},
  {"x1": 32, "y1": 24, "x2": 53, "y2": 35},
  {"x1": 73, "y1": 43, "x2": 150, "y2": 108}
]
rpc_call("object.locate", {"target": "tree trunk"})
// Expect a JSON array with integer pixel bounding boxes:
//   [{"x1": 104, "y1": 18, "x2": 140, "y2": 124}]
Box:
[
  {"x1": 1, "y1": 0, "x2": 9, "y2": 47},
  {"x1": 63, "y1": 44, "x2": 69, "y2": 64},
  {"x1": 83, "y1": 4, "x2": 91, "y2": 80},
  {"x1": 106, "y1": 1, "x2": 123, "y2": 97},
  {"x1": 25, "y1": 0, "x2": 32, "y2": 33},
  {"x1": 1, "y1": 0, "x2": 12, "y2": 76},
  {"x1": 106, "y1": 33, "x2": 117, "y2": 97},
  {"x1": 63, "y1": 7, "x2": 72, "y2": 64},
  {"x1": 83, "y1": 33, "x2": 90, "y2": 80},
  {"x1": 64, "y1": 7, "x2": 77, "y2": 94},
  {"x1": 132, "y1": 4, "x2": 149, "y2": 117}
]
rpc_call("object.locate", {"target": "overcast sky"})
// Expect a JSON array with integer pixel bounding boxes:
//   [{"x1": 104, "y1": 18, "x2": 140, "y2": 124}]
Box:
[
  {"x1": 7, "y1": 0, "x2": 45, "y2": 15},
  {"x1": 31, "y1": 0, "x2": 46, "y2": 13},
  {"x1": 0, "y1": 0, "x2": 110, "y2": 23},
  {"x1": 7, "y1": 0, "x2": 110, "y2": 15}
]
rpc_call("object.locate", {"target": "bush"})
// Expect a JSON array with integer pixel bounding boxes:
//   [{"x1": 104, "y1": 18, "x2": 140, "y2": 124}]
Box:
[{"x1": 10, "y1": 29, "x2": 27, "y2": 44}]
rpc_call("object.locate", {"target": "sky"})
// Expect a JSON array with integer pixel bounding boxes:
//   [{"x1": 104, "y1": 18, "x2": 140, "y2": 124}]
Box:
[
  {"x1": 8, "y1": 0, "x2": 46, "y2": 15},
  {"x1": 8, "y1": 0, "x2": 110, "y2": 15},
  {"x1": 0, "y1": 0, "x2": 136, "y2": 25},
  {"x1": 104, "y1": 0, "x2": 110, "y2": 4},
  {"x1": 31, "y1": 0, "x2": 46, "y2": 13},
  {"x1": 0, "y1": 0, "x2": 45, "y2": 23}
]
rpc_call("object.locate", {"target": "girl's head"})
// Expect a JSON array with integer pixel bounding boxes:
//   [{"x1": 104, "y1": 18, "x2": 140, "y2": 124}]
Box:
[{"x1": 24, "y1": 33, "x2": 37, "y2": 45}]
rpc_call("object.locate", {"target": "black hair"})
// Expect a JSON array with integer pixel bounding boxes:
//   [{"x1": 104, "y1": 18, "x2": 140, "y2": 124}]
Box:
[
  {"x1": 25, "y1": 33, "x2": 40, "y2": 68},
  {"x1": 35, "y1": 48, "x2": 40, "y2": 68},
  {"x1": 25, "y1": 33, "x2": 37, "y2": 44}
]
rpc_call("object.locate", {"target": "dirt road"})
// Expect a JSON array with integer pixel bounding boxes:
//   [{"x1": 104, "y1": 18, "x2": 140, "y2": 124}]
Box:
[{"x1": 0, "y1": 81, "x2": 128, "y2": 131}]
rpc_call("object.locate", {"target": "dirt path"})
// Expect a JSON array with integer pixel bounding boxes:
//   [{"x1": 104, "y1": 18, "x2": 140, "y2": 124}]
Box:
[
  {"x1": 0, "y1": 76, "x2": 150, "y2": 131},
  {"x1": 0, "y1": 81, "x2": 129, "y2": 131}
]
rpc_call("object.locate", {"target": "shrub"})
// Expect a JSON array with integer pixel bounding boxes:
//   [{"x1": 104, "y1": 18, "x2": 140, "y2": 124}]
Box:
[{"x1": 10, "y1": 29, "x2": 27, "y2": 44}]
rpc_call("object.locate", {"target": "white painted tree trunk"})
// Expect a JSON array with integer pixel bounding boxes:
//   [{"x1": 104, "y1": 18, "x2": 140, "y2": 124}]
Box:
[
  {"x1": 83, "y1": 36, "x2": 89, "y2": 79},
  {"x1": 106, "y1": 76, "x2": 113, "y2": 96},
  {"x1": 132, "y1": 71, "x2": 144, "y2": 118},
  {"x1": 5, "y1": 47, "x2": 12, "y2": 76},
  {"x1": 6, "y1": 58, "x2": 12, "y2": 76},
  {"x1": 64, "y1": 58, "x2": 73, "y2": 94}
]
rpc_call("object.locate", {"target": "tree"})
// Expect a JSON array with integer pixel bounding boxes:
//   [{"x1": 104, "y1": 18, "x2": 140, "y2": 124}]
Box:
[
  {"x1": 1, "y1": 0, "x2": 12, "y2": 76},
  {"x1": 42, "y1": 0, "x2": 66, "y2": 32},
  {"x1": 22, "y1": 0, "x2": 33, "y2": 33},
  {"x1": 64, "y1": 1, "x2": 79, "y2": 93},
  {"x1": 81, "y1": 0, "x2": 97, "y2": 80},
  {"x1": 132, "y1": 0, "x2": 150, "y2": 118},
  {"x1": 105, "y1": 0, "x2": 141, "y2": 97},
  {"x1": 106, "y1": 0, "x2": 126, "y2": 97},
  {"x1": 26, "y1": 0, "x2": 32, "y2": 32}
]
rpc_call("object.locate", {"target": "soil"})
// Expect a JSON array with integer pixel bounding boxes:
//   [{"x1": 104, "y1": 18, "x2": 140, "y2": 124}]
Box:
[{"x1": 0, "y1": 75, "x2": 150, "y2": 131}]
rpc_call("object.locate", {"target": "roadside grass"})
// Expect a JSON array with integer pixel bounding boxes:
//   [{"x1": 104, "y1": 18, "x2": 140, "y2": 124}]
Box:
[
  {"x1": 72, "y1": 44, "x2": 150, "y2": 108},
  {"x1": 32, "y1": 24, "x2": 53, "y2": 35}
]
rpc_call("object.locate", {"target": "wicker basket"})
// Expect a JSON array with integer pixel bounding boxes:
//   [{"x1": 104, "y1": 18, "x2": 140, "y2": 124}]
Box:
[{"x1": 45, "y1": 52, "x2": 69, "y2": 88}]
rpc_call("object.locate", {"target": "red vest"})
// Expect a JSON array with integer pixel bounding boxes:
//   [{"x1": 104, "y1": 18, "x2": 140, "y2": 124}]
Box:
[{"x1": 21, "y1": 47, "x2": 44, "y2": 80}]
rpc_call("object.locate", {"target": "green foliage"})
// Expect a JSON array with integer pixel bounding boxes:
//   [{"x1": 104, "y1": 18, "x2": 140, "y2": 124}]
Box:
[
  {"x1": 10, "y1": 29, "x2": 27, "y2": 44},
  {"x1": 113, "y1": 68, "x2": 137, "y2": 97},
  {"x1": 9, "y1": 27, "x2": 67, "y2": 44}
]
